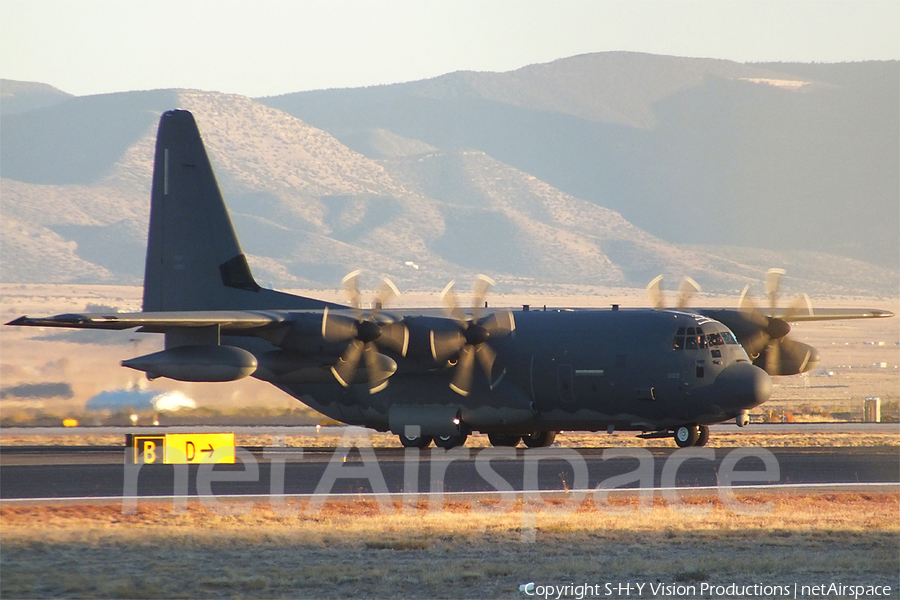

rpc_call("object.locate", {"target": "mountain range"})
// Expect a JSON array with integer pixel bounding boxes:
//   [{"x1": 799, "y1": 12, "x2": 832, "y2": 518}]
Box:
[{"x1": 1, "y1": 53, "x2": 897, "y2": 299}]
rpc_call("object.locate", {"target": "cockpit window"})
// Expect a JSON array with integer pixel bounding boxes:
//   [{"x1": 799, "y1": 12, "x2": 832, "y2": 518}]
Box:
[{"x1": 673, "y1": 329, "x2": 737, "y2": 350}]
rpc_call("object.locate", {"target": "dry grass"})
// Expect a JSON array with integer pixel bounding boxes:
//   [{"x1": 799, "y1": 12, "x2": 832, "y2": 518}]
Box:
[
  {"x1": 2, "y1": 428, "x2": 898, "y2": 449},
  {"x1": 1, "y1": 494, "x2": 898, "y2": 598}
]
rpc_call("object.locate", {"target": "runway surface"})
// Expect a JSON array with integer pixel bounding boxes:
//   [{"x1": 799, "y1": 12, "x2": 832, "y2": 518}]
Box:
[{"x1": 1, "y1": 445, "x2": 897, "y2": 503}]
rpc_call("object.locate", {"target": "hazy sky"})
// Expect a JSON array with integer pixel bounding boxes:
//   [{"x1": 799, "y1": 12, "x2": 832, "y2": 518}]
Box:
[{"x1": 2, "y1": 0, "x2": 897, "y2": 98}]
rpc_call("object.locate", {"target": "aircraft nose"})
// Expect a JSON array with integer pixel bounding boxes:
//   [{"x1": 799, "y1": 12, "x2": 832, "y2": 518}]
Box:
[{"x1": 715, "y1": 361, "x2": 773, "y2": 410}]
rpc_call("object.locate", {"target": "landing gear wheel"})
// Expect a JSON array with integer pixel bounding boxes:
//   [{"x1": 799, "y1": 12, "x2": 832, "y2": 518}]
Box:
[
  {"x1": 674, "y1": 425, "x2": 699, "y2": 448},
  {"x1": 488, "y1": 433, "x2": 521, "y2": 447},
  {"x1": 434, "y1": 433, "x2": 468, "y2": 449},
  {"x1": 695, "y1": 424, "x2": 710, "y2": 447},
  {"x1": 522, "y1": 431, "x2": 557, "y2": 448},
  {"x1": 399, "y1": 433, "x2": 432, "y2": 448}
]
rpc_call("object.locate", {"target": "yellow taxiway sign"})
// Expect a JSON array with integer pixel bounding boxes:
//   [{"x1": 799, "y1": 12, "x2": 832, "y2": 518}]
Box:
[{"x1": 128, "y1": 433, "x2": 235, "y2": 464}]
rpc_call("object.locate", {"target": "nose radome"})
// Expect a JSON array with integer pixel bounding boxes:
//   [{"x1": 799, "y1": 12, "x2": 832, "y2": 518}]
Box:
[{"x1": 716, "y1": 361, "x2": 773, "y2": 410}]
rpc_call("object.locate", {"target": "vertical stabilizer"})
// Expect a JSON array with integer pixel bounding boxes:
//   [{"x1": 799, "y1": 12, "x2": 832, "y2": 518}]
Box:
[{"x1": 142, "y1": 110, "x2": 333, "y2": 311}]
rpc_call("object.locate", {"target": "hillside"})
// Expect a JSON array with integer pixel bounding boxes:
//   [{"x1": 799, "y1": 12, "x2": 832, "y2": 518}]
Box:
[
  {"x1": 263, "y1": 52, "x2": 899, "y2": 270},
  {"x1": 1, "y1": 54, "x2": 897, "y2": 298},
  {"x1": 0, "y1": 80, "x2": 72, "y2": 116}
]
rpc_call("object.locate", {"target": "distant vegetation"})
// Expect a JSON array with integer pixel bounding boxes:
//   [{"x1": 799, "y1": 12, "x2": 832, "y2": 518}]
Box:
[{"x1": 0, "y1": 382, "x2": 72, "y2": 400}]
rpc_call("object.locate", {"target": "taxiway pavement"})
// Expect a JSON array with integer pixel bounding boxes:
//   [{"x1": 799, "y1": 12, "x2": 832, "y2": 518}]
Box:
[{"x1": 1, "y1": 445, "x2": 896, "y2": 503}]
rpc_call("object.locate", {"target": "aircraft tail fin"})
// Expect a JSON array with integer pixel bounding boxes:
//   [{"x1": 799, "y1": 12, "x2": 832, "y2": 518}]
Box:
[{"x1": 142, "y1": 110, "x2": 334, "y2": 312}]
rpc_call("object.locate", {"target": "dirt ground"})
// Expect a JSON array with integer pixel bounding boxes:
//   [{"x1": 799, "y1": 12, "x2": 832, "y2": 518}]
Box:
[{"x1": 1, "y1": 494, "x2": 897, "y2": 599}]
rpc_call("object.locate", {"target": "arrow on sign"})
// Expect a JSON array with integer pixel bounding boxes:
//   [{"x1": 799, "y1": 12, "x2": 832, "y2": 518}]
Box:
[{"x1": 162, "y1": 433, "x2": 236, "y2": 464}]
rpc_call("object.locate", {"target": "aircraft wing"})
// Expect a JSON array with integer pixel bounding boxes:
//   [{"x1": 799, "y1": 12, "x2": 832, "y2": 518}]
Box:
[
  {"x1": 772, "y1": 308, "x2": 895, "y2": 322},
  {"x1": 5, "y1": 310, "x2": 292, "y2": 332}
]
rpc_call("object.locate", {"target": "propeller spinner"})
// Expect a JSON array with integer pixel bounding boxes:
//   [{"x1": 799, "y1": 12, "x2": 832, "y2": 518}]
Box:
[
  {"x1": 322, "y1": 270, "x2": 409, "y2": 394},
  {"x1": 430, "y1": 275, "x2": 515, "y2": 397}
]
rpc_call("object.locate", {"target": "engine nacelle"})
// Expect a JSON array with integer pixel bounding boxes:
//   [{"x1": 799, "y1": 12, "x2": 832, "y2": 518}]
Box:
[
  {"x1": 122, "y1": 345, "x2": 258, "y2": 382},
  {"x1": 253, "y1": 350, "x2": 397, "y2": 385},
  {"x1": 754, "y1": 338, "x2": 820, "y2": 376}
]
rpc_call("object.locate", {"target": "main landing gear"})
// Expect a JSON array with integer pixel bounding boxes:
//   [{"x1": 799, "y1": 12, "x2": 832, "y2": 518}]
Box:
[
  {"x1": 521, "y1": 431, "x2": 557, "y2": 448},
  {"x1": 434, "y1": 433, "x2": 469, "y2": 449},
  {"x1": 397, "y1": 432, "x2": 469, "y2": 449},
  {"x1": 399, "y1": 432, "x2": 432, "y2": 448},
  {"x1": 397, "y1": 430, "x2": 559, "y2": 449},
  {"x1": 673, "y1": 424, "x2": 709, "y2": 448},
  {"x1": 487, "y1": 431, "x2": 557, "y2": 448}
]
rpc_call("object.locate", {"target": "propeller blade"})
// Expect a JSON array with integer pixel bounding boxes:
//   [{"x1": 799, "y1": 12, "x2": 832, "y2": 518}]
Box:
[
  {"x1": 475, "y1": 342, "x2": 496, "y2": 383},
  {"x1": 481, "y1": 310, "x2": 516, "y2": 336},
  {"x1": 646, "y1": 275, "x2": 699, "y2": 310},
  {"x1": 440, "y1": 281, "x2": 467, "y2": 324},
  {"x1": 743, "y1": 331, "x2": 770, "y2": 358},
  {"x1": 740, "y1": 269, "x2": 815, "y2": 371},
  {"x1": 450, "y1": 344, "x2": 476, "y2": 396},
  {"x1": 471, "y1": 274, "x2": 495, "y2": 321},
  {"x1": 377, "y1": 321, "x2": 410, "y2": 356},
  {"x1": 430, "y1": 330, "x2": 466, "y2": 362},
  {"x1": 363, "y1": 344, "x2": 394, "y2": 394},
  {"x1": 765, "y1": 316, "x2": 791, "y2": 340},
  {"x1": 765, "y1": 339, "x2": 781, "y2": 376},
  {"x1": 765, "y1": 268, "x2": 786, "y2": 313},
  {"x1": 321, "y1": 308, "x2": 359, "y2": 343},
  {"x1": 647, "y1": 275, "x2": 665, "y2": 310},
  {"x1": 676, "y1": 277, "x2": 701, "y2": 311},
  {"x1": 372, "y1": 278, "x2": 400, "y2": 319},
  {"x1": 739, "y1": 284, "x2": 756, "y2": 313},
  {"x1": 340, "y1": 270, "x2": 364, "y2": 320},
  {"x1": 739, "y1": 286, "x2": 770, "y2": 327},
  {"x1": 782, "y1": 293, "x2": 813, "y2": 321},
  {"x1": 330, "y1": 339, "x2": 364, "y2": 387}
]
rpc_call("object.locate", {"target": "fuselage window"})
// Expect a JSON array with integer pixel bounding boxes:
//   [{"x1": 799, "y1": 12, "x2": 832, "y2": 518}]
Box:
[{"x1": 721, "y1": 331, "x2": 739, "y2": 345}]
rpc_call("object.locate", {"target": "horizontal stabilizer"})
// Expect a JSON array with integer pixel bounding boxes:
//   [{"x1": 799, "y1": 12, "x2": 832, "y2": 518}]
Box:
[{"x1": 6, "y1": 310, "x2": 290, "y2": 332}]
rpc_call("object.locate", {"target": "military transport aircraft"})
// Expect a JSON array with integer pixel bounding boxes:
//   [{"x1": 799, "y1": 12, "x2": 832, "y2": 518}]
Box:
[{"x1": 8, "y1": 110, "x2": 893, "y2": 449}]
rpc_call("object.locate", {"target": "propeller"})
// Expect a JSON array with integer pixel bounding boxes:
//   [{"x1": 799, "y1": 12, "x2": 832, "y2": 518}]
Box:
[
  {"x1": 430, "y1": 275, "x2": 516, "y2": 397},
  {"x1": 321, "y1": 270, "x2": 409, "y2": 394},
  {"x1": 647, "y1": 275, "x2": 701, "y2": 310},
  {"x1": 738, "y1": 268, "x2": 816, "y2": 375}
]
